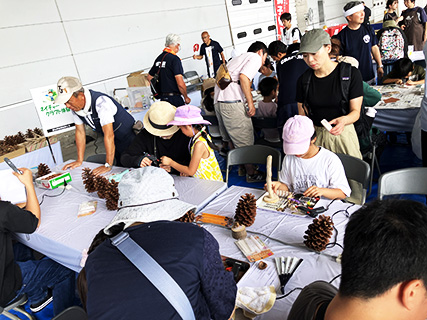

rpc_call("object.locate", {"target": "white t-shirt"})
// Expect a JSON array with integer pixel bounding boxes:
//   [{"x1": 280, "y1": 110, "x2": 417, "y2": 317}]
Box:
[
  {"x1": 214, "y1": 52, "x2": 262, "y2": 103},
  {"x1": 73, "y1": 89, "x2": 118, "y2": 129},
  {"x1": 279, "y1": 147, "x2": 351, "y2": 197},
  {"x1": 282, "y1": 27, "x2": 300, "y2": 46}
]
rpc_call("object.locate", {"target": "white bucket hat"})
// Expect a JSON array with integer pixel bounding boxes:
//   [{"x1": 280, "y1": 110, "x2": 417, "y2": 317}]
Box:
[
  {"x1": 104, "y1": 167, "x2": 196, "y2": 234},
  {"x1": 143, "y1": 101, "x2": 179, "y2": 136},
  {"x1": 54, "y1": 76, "x2": 83, "y2": 105}
]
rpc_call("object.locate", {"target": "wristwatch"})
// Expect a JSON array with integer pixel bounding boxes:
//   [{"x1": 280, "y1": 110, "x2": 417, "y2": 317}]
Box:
[
  {"x1": 377, "y1": 65, "x2": 384, "y2": 69},
  {"x1": 104, "y1": 162, "x2": 112, "y2": 168}
]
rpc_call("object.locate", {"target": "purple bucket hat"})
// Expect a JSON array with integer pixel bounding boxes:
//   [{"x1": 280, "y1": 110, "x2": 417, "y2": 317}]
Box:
[{"x1": 167, "y1": 105, "x2": 211, "y2": 126}]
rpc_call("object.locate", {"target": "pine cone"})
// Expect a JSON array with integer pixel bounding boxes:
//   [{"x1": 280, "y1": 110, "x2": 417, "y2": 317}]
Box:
[
  {"x1": 25, "y1": 129, "x2": 35, "y2": 139},
  {"x1": 176, "y1": 210, "x2": 195, "y2": 223},
  {"x1": 304, "y1": 215, "x2": 334, "y2": 252},
  {"x1": 234, "y1": 193, "x2": 257, "y2": 227},
  {"x1": 37, "y1": 163, "x2": 51, "y2": 177},
  {"x1": 33, "y1": 128, "x2": 44, "y2": 136},
  {"x1": 82, "y1": 168, "x2": 97, "y2": 193},
  {"x1": 105, "y1": 180, "x2": 119, "y2": 210},
  {"x1": 94, "y1": 176, "x2": 109, "y2": 199},
  {"x1": 0, "y1": 141, "x2": 18, "y2": 155}
]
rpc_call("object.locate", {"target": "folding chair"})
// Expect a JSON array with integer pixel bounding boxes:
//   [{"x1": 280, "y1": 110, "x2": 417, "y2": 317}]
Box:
[
  {"x1": 336, "y1": 153, "x2": 371, "y2": 204},
  {"x1": 86, "y1": 154, "x2": 116, "y2": 166},
  {"x1": 378, "y1": 167, "x2": 427, "y2": 200},
  {"x1": 225, "y1": 145, "x2": 281, "y2": 183},
  {"x1": 51, "y1": 306, "x2": 88, "y2": 320},
  {"x1": 0, "y1": 294, "x2": 34, "y2": 320}
]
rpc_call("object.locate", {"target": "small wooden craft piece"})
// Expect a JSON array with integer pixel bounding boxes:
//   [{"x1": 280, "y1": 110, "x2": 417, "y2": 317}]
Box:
[
  {"x1": 231, "y1": 222, "x2": 247, "y2": 240},
  {"x1": 263, "y1": 155, "x2": 279, "y2": 203}
]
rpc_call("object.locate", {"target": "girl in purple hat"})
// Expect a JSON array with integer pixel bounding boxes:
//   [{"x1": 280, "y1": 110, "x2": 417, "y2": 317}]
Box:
[{"x1": 160, "y1": 105, "x2": 223, "y2": 181}]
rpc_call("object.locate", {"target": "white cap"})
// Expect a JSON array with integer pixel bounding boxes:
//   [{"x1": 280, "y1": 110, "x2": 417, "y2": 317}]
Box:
[{"x1": 54, "y1": 76, "x2": 83, "y2": 105}]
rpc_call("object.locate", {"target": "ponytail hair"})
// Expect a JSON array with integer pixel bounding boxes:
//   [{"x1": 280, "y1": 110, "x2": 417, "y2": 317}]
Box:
[{"x1": 193, "y1": 124, "x2": 218, "y2": 151}]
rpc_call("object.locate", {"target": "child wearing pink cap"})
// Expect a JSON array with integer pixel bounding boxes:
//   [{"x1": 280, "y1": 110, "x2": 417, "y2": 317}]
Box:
[
  {"x1": 161, "y1": 105, "x2": 223, "y2": 181},
  {"x1": 268, "y1": 115, "x2": 350, "y2": 200}
]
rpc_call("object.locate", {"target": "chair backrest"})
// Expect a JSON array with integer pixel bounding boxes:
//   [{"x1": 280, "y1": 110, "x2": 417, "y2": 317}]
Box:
[
  {"x1": 86, "y1": 154, "x2": 116, "y2": 166},
  {"x1": 1, "y1": 294, "x2": 33, "y2": 320},
  {"x1": 336, "y1": 153, "x2": 370, "y2": 204},
  {"x1": 51, "y1": 306, "x2": 88, "y2": 320},
  {"x1": 378, "y1": 167, "x2": 427, "y2": 200},
  {"x1": 226, "y1": 145, "x2": 281, "y2": 183}
]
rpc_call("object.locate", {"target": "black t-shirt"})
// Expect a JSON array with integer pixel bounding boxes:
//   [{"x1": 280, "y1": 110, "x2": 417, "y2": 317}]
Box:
[
  {"x1": 149, "y1": 52, "x2": 184, "y2": 94},
  {"x1": 120, "y1": 128, "x2": 191, "y2": 172},
  {"x1": 0, "y1": 201, "x2": 38, "y2": 306},
  {"x1": 277, "y1": 53, "x2": 310, "y2": 106},
  {"x1": 200, "y1": 40, "x2": 224, "y2": 77},
  {"x1": 296, "y1": 64, "x2": 364, "y2": 126},
  {"x1": 383, "y1": 11, "x2": 398, "y2": 22}
]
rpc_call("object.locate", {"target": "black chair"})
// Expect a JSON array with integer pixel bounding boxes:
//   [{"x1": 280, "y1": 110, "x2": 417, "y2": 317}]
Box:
[
  {"x1": 0, "y1": 294, "x2": 34, "y2": 320},
  {"x1": 226, "y1": 145, "x2": 281, "y2": 183},
  {"x1": 51, "y1": 306, "x2": 88, "y2": 320},
  {"x1": 86, "y1": 154, "x2": 116, "y2": 166},
  {"x1": 336, "y1": 153, "x2": 371, "y2": 204}
]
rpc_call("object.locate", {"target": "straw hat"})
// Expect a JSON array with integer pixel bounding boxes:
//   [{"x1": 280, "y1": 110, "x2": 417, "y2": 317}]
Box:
[{"x1": 143, "y1": 101, "x2": 179, "y2": 136}]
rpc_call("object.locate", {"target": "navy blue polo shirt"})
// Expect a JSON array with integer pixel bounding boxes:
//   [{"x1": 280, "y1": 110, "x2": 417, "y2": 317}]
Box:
[
  {"x1": 277, "y1": 53, "x2": 310, "y2": 105},
  {"x1": 337, "y1": 24, "x2": 378, "y2": 81},
  {"x1": 200, "y1": 40, "x2": 224, "y2": 77},
  {"x1": 149, "y1": 51, "x2": 184, "y2": 94}
]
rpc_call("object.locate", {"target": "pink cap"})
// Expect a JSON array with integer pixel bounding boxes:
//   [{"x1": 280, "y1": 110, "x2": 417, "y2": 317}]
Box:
[
  {"x1": 167, "y1": 105, "x2": 211, "y2": 126},
  {"x1": 282, "y1": 115, "x2": 315, "y2": 155}
]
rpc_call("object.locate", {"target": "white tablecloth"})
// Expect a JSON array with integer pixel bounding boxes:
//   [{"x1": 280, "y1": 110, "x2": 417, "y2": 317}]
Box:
[
  {"x1": 200, "y1": 186, "x2": 359, "y2": 319},
  {"x1": 14, "y1": 161, "x2": 227, "y2": 272}
]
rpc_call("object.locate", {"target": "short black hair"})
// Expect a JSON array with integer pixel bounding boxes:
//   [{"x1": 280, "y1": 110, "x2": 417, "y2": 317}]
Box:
[
  {"x1": 268, "y1": 40, "x2": 287, "y2": 57},
  {"x1": 340, "y1": 199, "x2": 427, "y2": 299},
  {"x1": 286, "y1": 43, "x2": 300, "y2": 56},
  {"x1": 386, "y1": 0, "x2": 396, "y2": 8},
  {"x1": 391, "y1": 58, "x2": 414, "y2": 78},
  {"x1": 258, "y1": 77, "x2": 278, "y2": 97},
  {"x1": 280, "y1": 12, "x2": 291, "y2": 21},
  {"x1": 248, "y1": 41, "x2": 268, "y2": 55}
]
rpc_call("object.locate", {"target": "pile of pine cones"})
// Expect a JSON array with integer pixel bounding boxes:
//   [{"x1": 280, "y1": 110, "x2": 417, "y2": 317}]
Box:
[
  {"x1": 234, "y1": 193, "x2": 257, "y2": 227},
  {"x1": 304, "y1": 215, "x2": 334, "y2": 252},
  {"x1": 176, "y1": 210, "x2": 195, "y2": 223},
  {"x1": 82, "y1": 168, "x2": 119, "y2": 210},
  {"x1": 0, "y1": 127, "x2": 44, "y2": 156}
]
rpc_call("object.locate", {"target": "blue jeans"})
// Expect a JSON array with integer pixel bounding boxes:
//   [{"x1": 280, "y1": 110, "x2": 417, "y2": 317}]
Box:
[{"x1": 13, "y1": 243, "x2": 76, "y2": 315}]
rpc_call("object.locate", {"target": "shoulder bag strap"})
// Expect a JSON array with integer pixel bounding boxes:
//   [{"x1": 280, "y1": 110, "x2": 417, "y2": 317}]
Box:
[
  {"x1": 157, "y1": 52, "x2": 170, "y2": 76},
  {"x1": 339, "y1": 62, "x2": 351, "y2": 115},
  {"x1": 302, "y1": 69, "x2": 313, "y2": 117},
  {"x1": 111, "y1": 231, "x2": 196, "y2": 320}
]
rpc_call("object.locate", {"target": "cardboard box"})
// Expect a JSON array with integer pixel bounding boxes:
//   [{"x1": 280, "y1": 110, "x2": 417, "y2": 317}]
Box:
[
  {"x1": 0, "y1": 146, "x2": 26, "y2": 163},
  {"x1": 127, "y1": 70, "x2": 150, "y2": 87},
  {"x1": 25, "y1": 136, "x2": 58, "y2": 153},
  {"x1": 35, "y1": 171, "x2": 72, "y2": 190}
]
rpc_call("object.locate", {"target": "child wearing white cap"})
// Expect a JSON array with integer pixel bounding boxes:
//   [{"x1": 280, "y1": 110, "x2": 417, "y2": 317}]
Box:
[{"x1": 269, "y1": 116, "x2": 351, "y2": 200}]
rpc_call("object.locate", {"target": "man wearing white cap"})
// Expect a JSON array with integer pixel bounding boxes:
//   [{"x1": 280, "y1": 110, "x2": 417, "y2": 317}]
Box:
[
  {"x1": 79, "y1": 167, "x2": 237, "y2": 319},
  {"x1": 54, "y1": 76, "x2": 136, "y2": 175},
  {"x1": 336, "y1": 1, "x2": 384, "y2": 83}
]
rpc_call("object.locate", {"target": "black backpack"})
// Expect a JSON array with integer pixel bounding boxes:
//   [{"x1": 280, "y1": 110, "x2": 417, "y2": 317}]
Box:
[{"x1": 301, "y1": 62, "x2": 373, "y2": 152}]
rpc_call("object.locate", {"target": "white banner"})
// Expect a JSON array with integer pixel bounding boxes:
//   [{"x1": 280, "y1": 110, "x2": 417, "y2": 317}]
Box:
[{"x1": 31, "y1": 85, "x2": 75, "y2": 137}]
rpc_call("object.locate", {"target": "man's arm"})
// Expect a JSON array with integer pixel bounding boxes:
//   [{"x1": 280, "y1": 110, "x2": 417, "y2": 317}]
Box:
[
  {"x1": 92, "y1": 123, "x2": 115, "y2": 175},
  {"x1": 371, "y1": 45, "x2": 384, "y2": 80},
  {"x1": 193, "y1": 54, "x2": 204, "y2": 60},
  {"x1": 14, "y1": 168, "x2": 41, "y2": 227},
  {"x1": 63, "y1": 123, "x2": 86, "y2": 170},
  {"x1": 220, "y1": 52, "x2": 226, "y2": 64},
  {"x1": 239, "y1": 73, "x2": 255, "y2": 116},
  {"x1": 424, "y1": 22, "x2": 427, "y2": 41},
  {"x1": 175, "y1": 75, "x2": 191, "y2": 104}
]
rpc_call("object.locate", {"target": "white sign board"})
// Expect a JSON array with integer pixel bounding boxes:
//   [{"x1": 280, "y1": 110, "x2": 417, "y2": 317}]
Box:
[{"x1": 31, "y1": 85, "x2": 75, "y2": 137}]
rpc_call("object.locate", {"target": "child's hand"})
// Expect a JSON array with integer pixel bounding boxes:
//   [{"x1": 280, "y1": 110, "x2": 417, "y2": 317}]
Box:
[
  {"x1": 140, "y1": 157, "x2": 152, "y2": 167},
  {"x1": 264, "y1": 181, "x2": 283, "y2": 193},
  {"x1": 406, "y1": 80, "x2": 416, "y2": 85},
  {"x1": 395, "y1": 79, "x2": 403, "y2": 85},
  {"x1": 304, "y1": 186, "x2": 324, "y2": 198},
  {"x1": 180, "y1": 172, "x2": 190, "y2": 177},
  {"x1": 160, "y1": 156, "x2": 172, "y2": 166}
]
